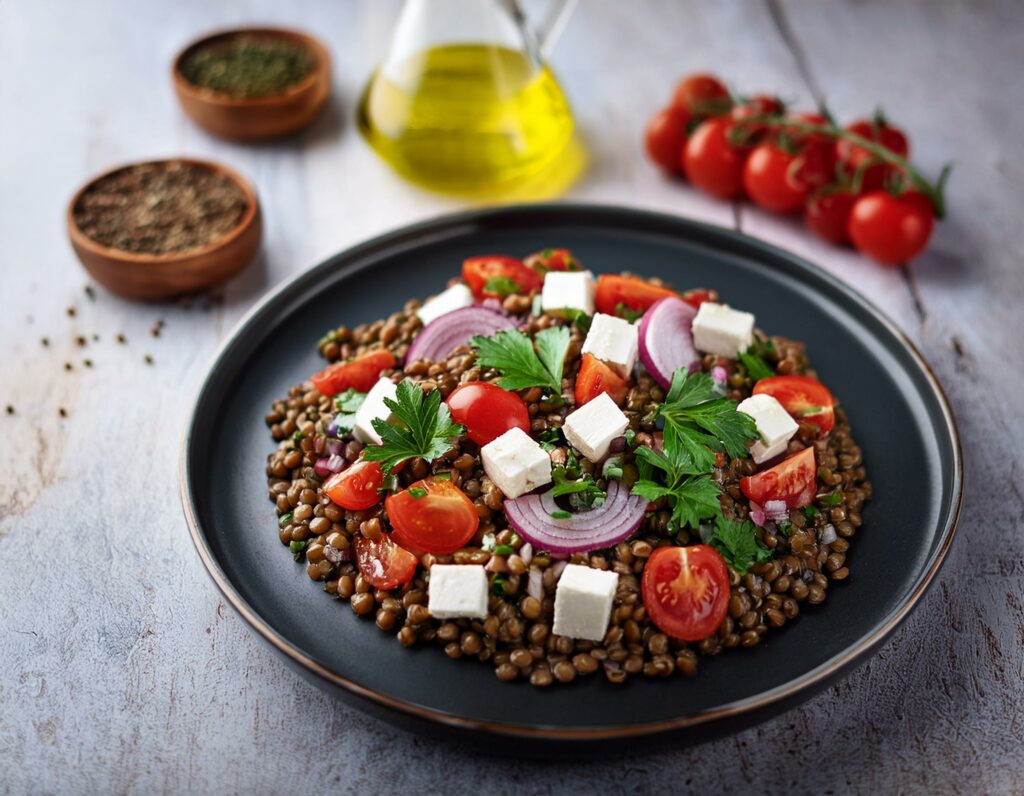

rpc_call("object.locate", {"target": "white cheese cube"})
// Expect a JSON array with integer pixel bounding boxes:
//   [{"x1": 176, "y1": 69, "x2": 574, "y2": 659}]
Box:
[
  {"x1": 416, "y1": 283, "x2": 473, "y2": 326},
  {"x1": 737, "y1": 393, "x2": 799, "y2": 463},
  {"x1": 541, "y1": 270, "x2": 595, "y2": 316},
  {"x1": 692, "y1": 302, "x2": 755, "y2": 357},
  {"x1": 581, "y1": 313, "x2": 639, "y2": 376},
  {"x1": 352, "y1": 377, "x2": 397, "y2": 445},
  {"x1": 563, "y1": 392, "x2": 630, "y2": 462},
  {"x1": 427, "y1": 565, "x2": 489, "y2": 619},
  {"x1": 553, "y1": 564, "x2": 618, "y2": 642},
  {"x1": 480, "y1": 427, "x2": 552, "y2": 500}
]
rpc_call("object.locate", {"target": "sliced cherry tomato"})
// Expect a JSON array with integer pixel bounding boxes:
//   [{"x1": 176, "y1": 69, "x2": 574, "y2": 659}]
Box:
[
  {"x1": 524, "y1": 248, "x2": 579, "y2": 274},
  {"x1": 385, "y1": 477, "x2": 480, "y2": 556},
  {"x1": 680, "y1": 287, "x2": 719, "y2": 309},
  {"x1": 645, "y1": 105, "x2": 691, "y2": 174},
  {"x1": 730, "y1": 94, "x2": 784, "y2": 141},
  {"x1": 847, "y1": 190, "x2": 934, "y2": 265},
  {"x1": 740, "y1": 446, "x2": 817, "y2": 510},
  {"x1": 575, "y1": 353, "x2": 630, "y2": 407},
  {"x1": 743, "y1": 142, "x2": 808, "y2": 213},
  {"x1": 446, "y1": 382, "x2": 530, "y2": 446},
  {"x1": 804, "y1": 190, "x2": 858, "y2": 244},
  {"x1": 837, "y1": 118, "x2": 909, "y2": 192},
  {"x1": 310, "y1": 350, "x2": 396, "y2": 397},
  {"x1": 642, "y1": 545, "x2": 730, "y2": 641},
  {"x1": 595, "y1": 274, "x2": 676, "y2": 316},
  {"x1": 353, "y1": 533, "x2": 418, "y2": 590},
  {"x1": 683, "y1": 117, "x2": 746, "y2": 200},
  {"x1": 671, "y1": 74, "x2": 731, "y2": 118},
  {"x1": 753, "y1": 375, "x2": 836, "y2": 436},
  {"x1": 462, "y1": 255, "x2": 543, "y2": 300},
  {"x1": 323, "y1": 457, "x2": 386, "y2": 511}
]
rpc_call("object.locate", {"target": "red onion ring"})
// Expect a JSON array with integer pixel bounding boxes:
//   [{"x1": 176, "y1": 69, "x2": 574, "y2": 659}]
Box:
[
  {"x1": 638, "y1": 296, "x2": 699, "y2": 389},
  {"x1": 405, "y1": 305, "x2": 516, "y2": 364}
]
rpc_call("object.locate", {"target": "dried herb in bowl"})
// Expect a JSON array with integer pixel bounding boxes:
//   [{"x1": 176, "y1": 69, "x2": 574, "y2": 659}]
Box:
[
  {"x1": 181, "y1": 35, "x2": 315, "y2": 98},
  {"x1": 72, "y1": 161, "x2": 248, "y2": 255}
]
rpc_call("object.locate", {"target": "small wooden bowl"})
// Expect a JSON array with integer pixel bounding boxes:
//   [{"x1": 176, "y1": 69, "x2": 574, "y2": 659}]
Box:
[
  {"x1": 172, "y1": 27, "x2": 330, "y2": 141},
  {"x1": 67, "y1": 158, "x2": 262, "y2": 301}
]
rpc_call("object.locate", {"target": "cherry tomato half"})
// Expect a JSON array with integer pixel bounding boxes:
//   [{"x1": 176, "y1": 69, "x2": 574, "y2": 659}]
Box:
[
  {"x1": 323, "y1": 457, "x2": 386, "y2": 511},
  {"x1": 847, "y1": 190, "x2": 934, "y2": 266},
  {"x1": 837, "y1": 118, "x2": 910, "y2": 193},
  {"x1": 671, "y1": 73, "x2": 731, "y2": 118},
  {"x1": 385, "y1": 477, "x2": 480, "y2": 556},
  {"x1": 595, "y1": 274, "x2": 676, "y2": 317},
  {"x1": 462, "y1": 255, "x2": 543, "y2": 300},
  {"x1": 645, "y1": 105, "x2": 691, "y2": 174},
  {"x1": 310, "y1": 349, "x2": 396, "y2": 397},
  {"x1": 743, "y1": 142, "x2": 808, "y2": 213},
  {"x1": 524, "y1": 248, "x2": 579, "y2": 274},
  {"x1": 804, "y1": 190, "x2": 858, "y2": 245},
  {"x1": 740, "y1": 446, "x2": 817, "y2": 510},
  {"x1": 642, "y1": 545, "x2": 730, "y2": 641},
  {"x1": 680, "y1": 287, "x2": 719, "y2": 309},
  {"x1": 446, "y1": 381, "x2": 530, "y2": 446},
  {"x1": 353, "y1": 533, "x2": 418, "y2": 590},
  {"x1": 753, "y1": 375, "x2": 836, "y2": 436},
  {"x1": 575, "y1": 353, "x2": 630, "y2": 407},
  {"x1": 684, "y1": 117, "x2": 746, "y2": 200}
]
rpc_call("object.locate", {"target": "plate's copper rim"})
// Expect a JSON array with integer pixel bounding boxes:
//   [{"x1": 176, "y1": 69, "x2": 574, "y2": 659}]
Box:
[{"x1": 178, "y1": 204, "x2": 964, "y2": 741}]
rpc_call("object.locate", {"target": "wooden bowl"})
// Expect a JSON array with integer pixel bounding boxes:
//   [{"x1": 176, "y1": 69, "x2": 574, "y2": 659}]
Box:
[
  {"x1": 172, "y1": 27, "x2": 330, "y2": 141},
  {"x1": 67, "y1": 158, "x2": 262, "y2": 301}
]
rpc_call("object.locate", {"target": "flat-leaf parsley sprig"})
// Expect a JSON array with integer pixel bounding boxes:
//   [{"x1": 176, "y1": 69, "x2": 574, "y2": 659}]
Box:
[
  {"x1": 361, "y1": 379, "x2": 464, "y2": 474},
  {"x1": 470, "y1": 327, "x2": 570, "y2": 401}
]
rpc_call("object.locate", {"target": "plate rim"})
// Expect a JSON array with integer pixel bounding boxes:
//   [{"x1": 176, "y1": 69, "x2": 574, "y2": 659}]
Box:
[{"x1": 179, "y1": 203, "x2": 963, "y2": 740}]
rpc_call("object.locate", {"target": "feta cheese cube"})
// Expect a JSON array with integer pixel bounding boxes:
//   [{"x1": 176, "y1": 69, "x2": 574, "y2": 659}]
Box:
[
  {"x1": 563, "y1": 392, "x2": 629, "y2": 462},
  {"x1": 427, "y1": 565, "x2": 489, "y2": 619},
  {"x1": 553, "y1": 564, "x2": 618, "y2": 641},
  {"x1": 541, "y1": 270, "x2": 595, "y2": 316},
  {"x1": 581, "y1": 313, "x2": 639, "y2": 376},
  {"x1": 352, "y1": 377, "x2": 397, "y2": 445},
  {"x1": 692, "y1": 302, "x2": 755, "y2": 357},
  {"x1": 416, "y1": 283, "x2": 473, "y2": 326},
  {"x1": 737, "y1": 393, "x2": 799, "y2": 463},
  {"x1": 480, "y1": 427, "x2": 552, "y2": 499}
]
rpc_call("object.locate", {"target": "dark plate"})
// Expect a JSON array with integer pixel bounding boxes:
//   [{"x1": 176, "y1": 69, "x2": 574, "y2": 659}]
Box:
[{"x1": 180, "y1": 204, "x2": 962, "y2": 753}]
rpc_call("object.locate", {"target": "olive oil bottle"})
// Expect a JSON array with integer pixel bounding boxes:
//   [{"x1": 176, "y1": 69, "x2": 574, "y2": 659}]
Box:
[{"x1": 357, "y1": 43, "x2": 575, "y2": 193}]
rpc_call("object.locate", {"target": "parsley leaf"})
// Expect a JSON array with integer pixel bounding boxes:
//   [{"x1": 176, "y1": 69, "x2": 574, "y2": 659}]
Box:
[
  {"x1": 660, "y1": 370, "x2": 759, "y2": 463},
  {"x1": 484, "y1": 276, "x2": 521, "y2": 296},
  {"x1": 471, "y1": 327, "x2": 569, "y2": 396},
  {"x1": 709, "y1": 514, "x2": 773, "y2": 574},
  {"x1": 615, "y1": 302, "x2": 643, "y2": 323},
  {"x1": 331, "y1": 388, "x2": 366, "y2": 435},
  {"x1": 737, "y1": 348, "x2": 774, "y2": 381},
  {"x1": 633, "y1": 443, "x2": 720, "y2": 532},
  {"x1": 362, "y1": 380, "x2": 464, "y2": 474}
]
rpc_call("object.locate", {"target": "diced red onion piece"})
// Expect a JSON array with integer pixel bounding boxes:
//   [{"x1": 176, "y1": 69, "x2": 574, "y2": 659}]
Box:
[
  {"x1": 637, "y1": 296, "x2": 700, "y2": 390},
  {"x1": 527, "y1": 567, "x2": 543, "y2": 601},
  {"x1": 314, "y1": 454, "x2": 347, "y2": 478},
  {"x1": 711, "y1": 365, "x2": 728, "y2": 384},
  {"x1": 764, "y1": 499, "x2": 789, "y2": 521},
  {"x1": 749, "y1": 504, "x2": 766, "y2": 527},
  {"x1": 551, "y1": 560, "x2": 568, "y2": 580},
  {"x1": 820, "y1": 524, "x2": 837, "y2": 544},
  {"x1": 324, "y1": 438, "x2": 346, "y2": 457},
  {"x1": 405, "y1": 306, "x2": 516, "y2": 364},
  {"x1": 519, "y1": 542, "x2": 533, "y2": 565}
]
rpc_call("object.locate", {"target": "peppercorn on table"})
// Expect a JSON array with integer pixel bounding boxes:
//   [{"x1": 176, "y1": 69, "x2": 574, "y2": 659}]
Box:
[{"x1": 1, "y1": 0, "x2": 1022, "y2": 792}]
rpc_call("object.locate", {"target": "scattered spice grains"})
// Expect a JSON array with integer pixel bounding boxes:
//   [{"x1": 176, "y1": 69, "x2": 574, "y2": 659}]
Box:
[
  {"x1": 150, "y1": 319, "x2": 165, "y2": 338},
  {"x1": 76, "y1": 335, "x2": 87, "y2": 347},
  {"x1": 116, "y1": 333, "x2": 127, "y2": 344},
  {"x1": 59, "y1": 408, "x2": 67, "y2": 418},
  {"x1": 181, "y1": 35, "x2": 315, "y2": 97},
  {"x1": 64, "y1": 362, "x2": 73, "y2": 371},
  {"x1": 84, "y1": 285, "x2": 96, "y2": 301},
  {"x1": 66, "y1": 307, "x2": 76, "y2": 317},
  {"x1": 5, "y1": 405, "x2": 14, "y2": 415},
  {"x1": 144, "y1": 355, "x2": 154, "y2": 365},
  {"x1": 72, "y1": 161, "x2": 248, "y2": 254},
  {"x1": 41, "y1": 337, "x2": 49, "y2": 347},
  {"x1": 83, "y1": 359, "x2": 93, "y2": 368}
]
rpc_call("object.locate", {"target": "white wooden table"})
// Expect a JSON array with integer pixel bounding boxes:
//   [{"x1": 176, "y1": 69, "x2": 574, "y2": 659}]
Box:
[{"x1": 2, "y1": 1, "x2": 1022, "y2": 792}]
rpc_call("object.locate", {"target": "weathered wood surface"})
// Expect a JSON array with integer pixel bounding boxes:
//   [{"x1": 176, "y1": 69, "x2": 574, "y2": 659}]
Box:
[{"x1": 1, "y1": 0, "x2": 1022, "y2": 793}]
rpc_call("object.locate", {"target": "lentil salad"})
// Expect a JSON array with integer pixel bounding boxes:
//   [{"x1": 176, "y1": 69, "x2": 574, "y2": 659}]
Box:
[{"x1": 265, "y1": 249, "x2": 871, "y2": 687}]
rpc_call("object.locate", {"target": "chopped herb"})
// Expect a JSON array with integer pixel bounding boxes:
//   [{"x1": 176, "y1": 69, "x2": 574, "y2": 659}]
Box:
[
  {"x1": 483, "y1": 276, "x2": 521, "y2": 296},
  {"x1": 799, "y1": 405, "x2": 826, "y2": 417},
  {"x1": 490, "y1": 573, "x2": 509, "y2": 595},
  {"x1": 551, "y1": 449, "x2": 606, "y2": 510},
  {"x1": 290, "y1": 540, "x2": 308, "y2": 561},
  {"x1": 602, "y1": 454, "x2": 624, "y2": 480},
  {"x1": 291, "y1": 429, "x2": 306, "y2": 442},
  {"x1": 470, "y1": 327, "x2": 570, "y2": 399},
  {"x1": 803, "y1": 505, "x2": 820, "y2": 518},
  {"x1": 493, "y1": 544, "x2": 514, "y2": 556},
  {"x1": 433, "y1": 471, "x2": 452, "y2": 481},
  {"x1": 562, "y1": 309, "x2": 592, "y2": 334},
  {"x1": 508, "y1": 532, "x2": 521, "y2": 547},
  {"x1": 737, "y1": 348, "x2": 774, "y2": 381},
  {"x1": 379, "y1": 473, "x2": 400, "y2": 493},
  {"x1": 709, "y1": 514, "x2": 773, "y2": 575},
  {"x1": 614, "y1": 302, "x2": 643, "y2": 323},
  {"x1": 550, "y1": 510, "x2": 572, "y2": 519},
  {"x1": 362, "y1": 379, "x2": 464, "y2": 474},
  {"x1": 820, "y1": 491, "x2": 843, "y2": 507},
  {"x1": 278, "y1": 512, "x2": 293, "y2": 528},
  {"x1": 408, "y1": 487, "x2": 428, "y2": 499},
  {"x1": 536, "y1": 427, "x2": 562, "y2": 452},
  {"x1": 331, "y1": 388, "x2": 366, "y2": 435},
  {"x1": 624, "y1": 429, "x2": 637, "y2": 448}
]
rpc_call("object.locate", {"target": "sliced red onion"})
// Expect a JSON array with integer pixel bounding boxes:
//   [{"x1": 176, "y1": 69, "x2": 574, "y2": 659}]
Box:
[
  {"x1": 527, "y1": 567, "x2": 543, "y2": 601},
  {"x1": 324, "y1": 438, "x2": 346, "y2": 457},
  {"x1": 551, "y1": 560, "x2": 568, "y2": 580},
  {"x1": 764, "y1": 499, "x2": 789, "y2": 522},
  {"x1": 504, "y1": 480, "x2": 649, "y2": 555},
  {"x1": 749, "y1": 504, "x2": 766, "y2": 527},
  {"x1": 406, "y1": 306, "x2": 516, "y2": 364},
  {"x1": 637, "y1": 296, "x2": 700, "y2": 389},
  {"x1": 820, "y1": 524, "x2": 837, "y2": 545},
  {"x1": 314, "y1": 454, "x2": 346, "y2": 478},
  {"x1": 519, "y1": 542, "x2": 534, "y2": 565}
]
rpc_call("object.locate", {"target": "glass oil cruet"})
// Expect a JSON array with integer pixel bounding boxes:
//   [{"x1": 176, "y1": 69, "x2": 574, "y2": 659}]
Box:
[{"x1": 357, "y1": 0, "x2": 578, "y2": 194}]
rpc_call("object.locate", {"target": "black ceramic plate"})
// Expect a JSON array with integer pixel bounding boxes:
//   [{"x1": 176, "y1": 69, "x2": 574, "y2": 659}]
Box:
[{"x1": 180, "y1": 205, "x2": 961, "y2": 752}]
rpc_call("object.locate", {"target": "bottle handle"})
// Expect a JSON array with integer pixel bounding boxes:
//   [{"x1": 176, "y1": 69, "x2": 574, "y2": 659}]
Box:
[{"x1": 535, "y1": 0, "x2": 578, "y2": 60}]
